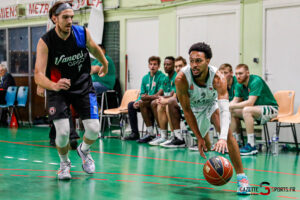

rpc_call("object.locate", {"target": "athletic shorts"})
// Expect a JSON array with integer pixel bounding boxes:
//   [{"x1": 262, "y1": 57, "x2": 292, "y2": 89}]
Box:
[
  {"x1": 180, "y1": 102, "x2": 218, "y2": 138},
  {"x1": 258, "y1": 105, "x2": 278, "y2": 125},
  {"x1": 47, "y1": 91, "x2": 99, "y2": 121}
]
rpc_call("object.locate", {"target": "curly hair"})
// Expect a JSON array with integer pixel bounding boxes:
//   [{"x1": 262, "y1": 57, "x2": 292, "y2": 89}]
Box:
[
  {"x1": 165, "y1": 56, "x2": 175, "y2": 62},
  {"x1": 188, "y1": 42, "x2": 212, "y2": 59}
]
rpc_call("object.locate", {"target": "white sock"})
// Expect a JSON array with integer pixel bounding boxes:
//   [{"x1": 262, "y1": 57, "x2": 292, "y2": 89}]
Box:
[
  {"x1": 146, "y1": 126, "x2": 154, "y2": 136},
  {"x1": 81, "y1": 141, "x2": 91, "y2": 152},
  {"x1": 233, "y1": 132, "x2": 240, "y2": 142},
  {"x1": 160, "y1": 129, "x2": 167, "y2": 139},
  {"x1": 236, "y1": 133, "x2": 241, "y2": 142},
  {"x1": 247, "y1": 133, "x2": 255, "y2": 147},
  {"x1": 59, "y1": 153, "x2": 70, "y2": 163},
  {"x1": 170, "y1": 131, "x2": 175, "y2": 137},
  {"x1": 174, "y1": 129, "x2": 183, "y2": 140}
]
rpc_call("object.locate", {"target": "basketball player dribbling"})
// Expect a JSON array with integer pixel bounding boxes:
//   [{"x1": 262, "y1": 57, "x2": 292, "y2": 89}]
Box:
[{"x1": 175, "y1": 42, "x2": 250, "y2": 194}]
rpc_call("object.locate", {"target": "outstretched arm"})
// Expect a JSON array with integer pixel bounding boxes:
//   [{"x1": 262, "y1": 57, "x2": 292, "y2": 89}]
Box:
[
  {"x1": 212, "y1": 71, "x2": 230, "y2": 154},
  {"x1": 85, "y1": 28, "x2": 108, "y2": 77},
  {"x1": 176, "y1": 72, "x2": 207, "y2": 159}
]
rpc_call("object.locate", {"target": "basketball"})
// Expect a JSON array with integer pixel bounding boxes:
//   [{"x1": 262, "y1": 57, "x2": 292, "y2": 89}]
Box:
[{"x1": 203, "y1": 156, "x2": 233, "y2": 186}]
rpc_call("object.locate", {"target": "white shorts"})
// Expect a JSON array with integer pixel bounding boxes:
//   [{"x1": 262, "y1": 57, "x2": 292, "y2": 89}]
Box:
[{"x1": 259, "y1": 105, "x2": 278, "y2": 124}]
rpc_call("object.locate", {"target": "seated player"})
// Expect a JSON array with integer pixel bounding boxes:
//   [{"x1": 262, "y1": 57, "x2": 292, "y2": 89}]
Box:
[
  {"x1": 219, "y1": 63, "x2": 242, "y2": 144},
  {"x1": 230, "y1": 64, "x2": 278, "y2": 155},
  {"x1": 124, "y1": 56, "x2": 165, "y2": 141},
  {"x1": 158, "y1": 56, "x2": 188, "y2": 148},
  {"x1": 149, "y1": 56, "x2": 176, "y2": 145}
]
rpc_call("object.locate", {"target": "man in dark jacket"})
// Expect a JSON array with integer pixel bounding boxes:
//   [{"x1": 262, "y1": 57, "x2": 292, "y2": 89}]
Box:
[{"x1": 0, "y1": 62, "x2": 16, "y2": 126}]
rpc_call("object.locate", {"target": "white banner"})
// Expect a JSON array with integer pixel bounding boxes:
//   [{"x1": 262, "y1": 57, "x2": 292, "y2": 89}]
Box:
[
  {"x1": 27, "y1": 3, "x2": 51, "y2": 16},
  {"x1": 0, "y1": 0, "x2": 103, "y2": 19},
  {"x1": 87, "y1": 1, "x2": 104, "y2": 45},
  {"x1": 0, "y1": 6, "x2": 17, "y2": 20}
]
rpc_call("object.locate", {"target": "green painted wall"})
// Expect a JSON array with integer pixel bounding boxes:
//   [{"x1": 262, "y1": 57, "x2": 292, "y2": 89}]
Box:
[
  {"x1": 0, "y1": 0, "x2": 264, "y2": 91},
  {"x1": 241, "y1": 0, "x2": 263, "y2": 76}
]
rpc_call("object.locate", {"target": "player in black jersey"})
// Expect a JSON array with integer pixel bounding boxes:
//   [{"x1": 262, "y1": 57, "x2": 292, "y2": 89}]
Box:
[{"x1": 34, "y1": 1, "x2": 108, "y2": 180}]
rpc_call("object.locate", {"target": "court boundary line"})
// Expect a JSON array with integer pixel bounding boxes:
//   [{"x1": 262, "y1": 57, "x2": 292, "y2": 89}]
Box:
[
  {"x1": 0, "y1": 172, "x2": 298, "y2": 199},
  {"x1": 1, "y1": 140, "x2": 300, "y2": 177},
  {"x1": 1, "y1": 168, "x2": 299, "y2": 193}
]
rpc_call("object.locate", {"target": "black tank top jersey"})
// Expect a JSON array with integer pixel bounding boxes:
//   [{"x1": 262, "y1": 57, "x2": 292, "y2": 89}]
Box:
[{"x1": 42, "y1": 27, "x2": 94, "y2": 95}]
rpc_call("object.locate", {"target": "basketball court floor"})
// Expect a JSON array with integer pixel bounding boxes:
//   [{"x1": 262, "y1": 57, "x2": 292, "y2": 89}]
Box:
[{"x1": 0, "y1": 127, "x2": 299, "y2": 200}]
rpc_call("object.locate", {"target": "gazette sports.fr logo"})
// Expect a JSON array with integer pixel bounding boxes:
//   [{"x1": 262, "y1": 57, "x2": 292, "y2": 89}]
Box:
[{"x1": 240, "y1": 182, "x2": 297, "y2": 195}]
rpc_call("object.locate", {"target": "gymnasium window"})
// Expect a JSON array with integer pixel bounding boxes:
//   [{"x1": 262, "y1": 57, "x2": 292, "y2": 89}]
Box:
[
  {"x1": 0, "y1": 30, "x2": 6, "y2": 63},
  {"x1": 9, "y1": 27, "x2": 29, "y2": 75},
  {"x1": 103, "y1": 21, "x2": 120, "y2": 78},
  {"x1": 31, "y1": 26, "x2": 47, "y2": 75}
]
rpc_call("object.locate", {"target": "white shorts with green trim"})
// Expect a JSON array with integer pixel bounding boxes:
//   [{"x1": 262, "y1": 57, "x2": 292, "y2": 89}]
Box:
[
  {"x1": 181, "y1": 103, "x2": 218, "y2": 139},
  {"x1": 259, "y1": 105, "x2": 278, "y2": 125}
]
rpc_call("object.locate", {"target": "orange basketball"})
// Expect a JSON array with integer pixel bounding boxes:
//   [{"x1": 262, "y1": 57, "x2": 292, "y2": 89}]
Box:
[{"x1": 203, "y1": 156, "x2": 233, "y2": 186}]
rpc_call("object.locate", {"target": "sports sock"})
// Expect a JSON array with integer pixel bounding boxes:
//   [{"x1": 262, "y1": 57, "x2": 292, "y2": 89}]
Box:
[
  {"x1": 247, "y1": 133, "x2": 255, "y2": 147},
  {"x1": 174, "y1": 129, "x2": 183, "y2": 140},
  {"x1": 170, "y1": 131, "x2": 174, "y2": 137},
  {"x1": 81, "y1": 141, "x2": 91, "y2": 152},
  {"x1": 233, "y1": 132, "x2": 241, "y2": 142},
  {"x1": 146, "y1": 126, "x2": 154, "y2": 136},
  {"x1": 236, "y1": 133, "x2": 241, "y2": 142},
  {"x1": 160, "y1": 129, "x2": 167, "y2": 139},
  {"x1": 59, "y1": 153, "x2": 70, "y2": 163},
  {"x1": 237, "y1": 173, "x2": 246, "y2": 178}
]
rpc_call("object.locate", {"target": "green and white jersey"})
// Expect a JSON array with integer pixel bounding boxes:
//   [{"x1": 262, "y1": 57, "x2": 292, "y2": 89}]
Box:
[
  {"x1": 162, "y1": 71, "x2": 177, "y2": 96},
  {"x1": 180, "y1": 65, "x2": 218, "y2": 111},
  {"x1": 179, "y1": 65, "x2": 218, "y2": 136},
  {"x1": 235, "y1": 75, "x2": 278, "y2": 106}
]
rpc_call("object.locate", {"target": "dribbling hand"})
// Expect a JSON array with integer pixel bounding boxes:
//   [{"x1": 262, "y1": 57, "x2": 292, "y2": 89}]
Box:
[
  {"x1": 212, "y1": 139, "x2": 228, "y2": 154},
  {"x1": 53, "y1": 78, "x2": 71, "y2": 91},
  {"x1": 197, "y1": 138, "x2": 207, "y2": 159}
]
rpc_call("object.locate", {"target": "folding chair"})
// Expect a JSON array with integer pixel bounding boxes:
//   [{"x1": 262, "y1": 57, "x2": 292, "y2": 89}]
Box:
[
  {"x1": 0, "y1": 86, "x2": 18, "y2": 126},
  {"x1": 278, "y1": 105, "x2": 300, "y2": 151},
  {"x1": 15, "y1": 86, "x2": 31, "y2": 127},
  {"x1": 100, "y1": 89, "x2": 139, "y2": 138},
  {"x1": 98, "y1": 90, "x2": 119, "y2": 134},
  {"x1": 0, "y1": 86, "x2": 18, "y2": 108},
  {"x1": 240, "y1": 90, "x2": 295, "y2": 148}
]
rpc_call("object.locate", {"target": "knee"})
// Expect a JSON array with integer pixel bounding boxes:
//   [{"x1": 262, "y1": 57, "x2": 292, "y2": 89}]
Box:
[
  {"x1": 151, "y1": 100, "x2": 157, "y2": 110},
  {"x1": 128, "y1": 101, "x2": 134, "y2": 110},
  {"x1": 139, "y1": 100, "x2": 145, "y2": 108},
  {"x1": 242, "y1": 107, "x2": 253, "y2": 117},
  {"x1": 54, "y1": 119, "x2": 70, "y2": 147},
  {"x1": 167, "y1": 97, "x2": 176, "y2": 107},
  {"x1": 83, "y1": 119, "x2": 100, "y2": 140},
  {"x1": 157, "y1": 104, "x2": 166, "y2": 112}
]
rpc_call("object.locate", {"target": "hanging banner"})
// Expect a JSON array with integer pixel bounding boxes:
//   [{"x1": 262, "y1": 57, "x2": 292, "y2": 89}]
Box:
[
  {"x1": 0, "y1": 6, "x2": 17, "y2": 20},
  {"x1": 27, "y1": 3, "x2": 51, "y2": 16},
  {"x1": 0, "y1": 0, "x2": 103, "y2": 19},
  {"x1": 87, "y1": 0, "x2": 103, "y2": 45}
]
